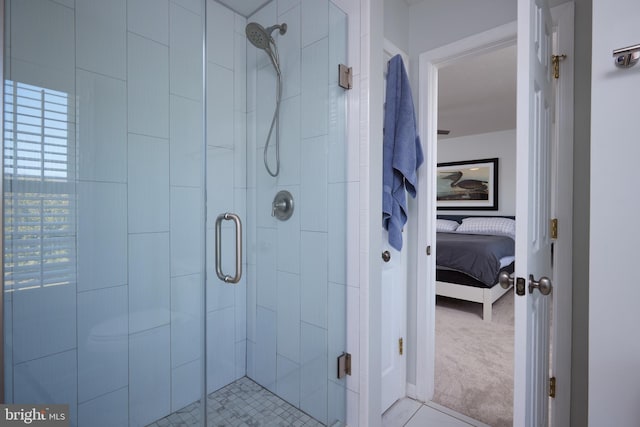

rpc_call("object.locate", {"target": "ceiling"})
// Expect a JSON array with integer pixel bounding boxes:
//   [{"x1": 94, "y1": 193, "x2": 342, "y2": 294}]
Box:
[{"x1": 437, "y1": 44, "x2": 516, "y2": 139}]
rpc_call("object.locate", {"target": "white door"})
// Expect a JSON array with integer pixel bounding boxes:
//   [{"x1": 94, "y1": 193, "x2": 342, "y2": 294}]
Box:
[
  {"x1": 514, "y1": 0, "x2": 554, "y2": 425},
  {"x1": 380, "y1": 40, "x2": 410, "y2": 414}
]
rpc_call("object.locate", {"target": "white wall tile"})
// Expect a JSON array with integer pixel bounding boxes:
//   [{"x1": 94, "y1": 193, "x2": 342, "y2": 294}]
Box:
[
  {"x1": 170, "y1": 187, "x2": 203, "y2": 277},
  {"x1": 129, "y1": 233, "x2": 171, "y2": 333},
  {"x1": 207, "y1": 64, "x2": 234, "y2": 148},
  {"x1": 128, "y1": 33, "x2": 169, "y2": 138},
  {"x1": 11, "y1": 0, "x2": 75, "y2": 93},
  {"x1": 277, "y1": 271, "x2": 300, "y2": 362},
  {"x1": 328, "y1": 378, "x2": 347, "y2": 426},
  {"x1": 279, "y1": 4, "x2": 301, "y2": 99},
  {"x1": 234, "y1": 32, "x2": 247, "y2": 112},
  {"x1": 301, "y1": 231, "x2": 328, "y2": 328},
  {"x1": 206, "y1": 0, "x2": 234, "y2": 70},
  {"x1": 254, "y1": 307, "x2": 277, "y2": 391},
  {"x1": 246, "y1": 264, "x2": 257, "y2": 342},
  {"x1": 171, "y1": 274, "x2": 203, "y2": 368},
  {"x1": 276, "y1": 186, "x2": 301, "y2": 274},
  {"x1": 246, "y1": 340, "x2": 255, "y2": 378},
  {"x1": 256, "y1": 157, "x2": 278, "y2": 228},
  {"x1": 128, "y1": 0, "x2": 169, "y2": 45},
  {"x1": 328, "y1": 83, "x2": 348, "y2": 183},
  {"x1": 277, "y1": 355, "x2": 300, "y2": 407},
  {"x1": 173, "y1": 0, "x2": 202, "y2": 15},
  {"x1": 277, "y1": 96, "x2": 301, "y2": 186},
  {"x1": 234, "y1": 111, "x2": 248, "y2": 188},
  {"x1": 329, "y1": 2, "x2": 348, "y2": 76},
  {"x1": 328, "y1": 183, "x2": 347, "y2": 284},
  {"x1": 171, "y1": 96, "x2": 203, "y2": 187},
  {"x1": 78, "y1": 181, "x2": 127, "y2": 292},
  {"x1": 235, "y1": 276, "x2": 247, "y2": 342},
  {"x1": 301, "y1": 135, "x2": 328, "y2": 232},
  {"x1": 170, "y1": 3, "x2": 203, "y2": 100},
  {"x1": 300, "y1": 322, "x2": 328, "y2": 392},
  {"x1": 128, "y1": 134, "x2": 170, "y2": 233},
  {"x1": 300, "y1": 323, "x2": 328, "y2": 424},
  {"x1": 76, "y1": 70, "x2": 127, "y2": 183},
  {"x1": 13, "y1": 284, "x2": 76, "y2": 364},
  {"x1": 278, "y1": 0, "x2": 299, "y2": 16},
  {"x1": 235, "y1": 340, "x2": 247, "y2": 379},
  {"x1": 347, "y1": 388, "x2": 360, "y2": 427},
  {"x1": 129, "y1": 326, "x2": 171, "y2": 427},
  {"x1": 78, "y1": 387, "x2": 128, "y2": 427},
  {"x1": 9, "y1": 59, "x2": 75, "y2": 103},
  {"x1": 301, "y1": 0, "x2": 328, "y2": 47},
  {"x1": 235, "y1": 13, "x2": 247, "y2": 35},
  {"x1": 76, "y1": 0, "x2": 126, "y2": 79},
  {"x1": 301, "y1": 39, "x2": 329, "y2": 138},
  {"x1": 206, "y1": 147, "x2": 235, "y2": 215},
  {"x1": 207, "y1": 307, "x2": 235, "y2": 392},
  {"x1": 14, "y1": 350, "x2": 78, "y2": 426},
  {"x1": 328, "y1": 282, "x2": 346, "y2": 382},
  {"x1": 171, "y1": 359, "x2": 201, "y2": 411},
  {"x1": 256, "y1": 227, "x2": 277, "y2": 310},
  {"x1": 205, "y1": 227, "x2": 235, "y2": 312},
  {"x1": 78, "y1": 286, "x2": 128, "y2": 402},
  {"x1": 255, "y1": 64, "x2": 278, "y2": 149},
  {"x1": 345, "y1": 287, "x2": 360, "y2": 394}
]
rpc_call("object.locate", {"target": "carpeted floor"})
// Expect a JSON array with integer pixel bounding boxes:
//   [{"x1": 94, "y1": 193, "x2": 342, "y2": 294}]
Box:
[{"x1": 433, "y1": 289, "x2": 514, "y2": 427}]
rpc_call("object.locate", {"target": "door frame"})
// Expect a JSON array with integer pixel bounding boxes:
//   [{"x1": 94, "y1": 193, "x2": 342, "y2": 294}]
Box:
[
  {"x1": 413, "y1": 21, "x2": 518, "y2": 402},
  {"x1": 412, "y1": 5, "x2": 574, "y2": 423}
]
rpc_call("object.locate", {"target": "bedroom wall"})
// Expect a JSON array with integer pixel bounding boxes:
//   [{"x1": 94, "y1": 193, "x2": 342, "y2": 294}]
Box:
[{"x1": 437, "y1": 129, "x2": 516, "y2": 216}]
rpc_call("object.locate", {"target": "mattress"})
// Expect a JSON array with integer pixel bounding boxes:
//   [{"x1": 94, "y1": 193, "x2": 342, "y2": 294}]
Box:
[{"x1": 436, "y1": 232, "x2": 515, "y2": 287}]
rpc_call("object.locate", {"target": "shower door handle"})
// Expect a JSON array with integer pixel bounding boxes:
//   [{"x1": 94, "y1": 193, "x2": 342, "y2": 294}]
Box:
[{"x1": 215, "y1": 213, "x2": 243, "y2": 284}]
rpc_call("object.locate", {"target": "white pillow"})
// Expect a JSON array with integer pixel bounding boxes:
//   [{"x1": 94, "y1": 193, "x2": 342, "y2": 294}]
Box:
[
  {"x1": 436, "y1": 219, "x2": 460, "y2": 232},
  {"x1": 456, "y1": 217, "x2": 516, "y2": 240}
]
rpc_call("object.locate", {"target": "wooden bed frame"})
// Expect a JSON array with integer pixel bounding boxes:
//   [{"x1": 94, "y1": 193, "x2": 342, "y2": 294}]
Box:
[{"x1": 436, "y1": 279, "x2": 512, "y2": 321}]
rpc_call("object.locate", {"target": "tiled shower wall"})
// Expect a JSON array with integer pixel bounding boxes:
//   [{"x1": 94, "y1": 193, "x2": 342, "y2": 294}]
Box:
[
  {"x1": 3, "y1": 0, "x2": 247, "y2": 426},
  {"x1": 245, "y1": 1, "x2": 348, "y2": 425}
]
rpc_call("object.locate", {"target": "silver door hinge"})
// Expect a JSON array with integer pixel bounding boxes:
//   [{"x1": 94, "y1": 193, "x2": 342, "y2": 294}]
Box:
[
  {"x1": 338, "y1": 64, "x2": 353, "y2": 90},
  {"x1": 399, "y1": 338, "x2": 404, "y2": 356},
  {"x1": 549, "y1": 376, "x2": 556, "y2": 398},
  {"x1": 337, "y1": 352, "x2": 352, "y2": 379}
]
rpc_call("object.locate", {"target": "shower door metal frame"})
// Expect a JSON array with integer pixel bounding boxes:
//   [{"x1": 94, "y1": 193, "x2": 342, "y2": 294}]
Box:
[{"x1": 0, "y1": 0, "x2": 6, "y2": 405}]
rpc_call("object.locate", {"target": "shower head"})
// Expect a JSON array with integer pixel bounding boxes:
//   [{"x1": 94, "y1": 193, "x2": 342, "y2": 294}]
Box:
[{"x1": 245, "y1": 22, "x2": 287, "y2": 50}]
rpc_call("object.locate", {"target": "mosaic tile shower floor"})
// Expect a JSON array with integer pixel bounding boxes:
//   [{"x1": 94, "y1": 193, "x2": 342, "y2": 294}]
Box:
[{"x1": 147, "y1": 377, "x2": 325, "y2": 427}]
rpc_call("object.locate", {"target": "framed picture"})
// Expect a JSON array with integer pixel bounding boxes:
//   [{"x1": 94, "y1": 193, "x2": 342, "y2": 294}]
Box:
[{"x1": 437, "y1": 158, "x2": 499, "y2": 210}]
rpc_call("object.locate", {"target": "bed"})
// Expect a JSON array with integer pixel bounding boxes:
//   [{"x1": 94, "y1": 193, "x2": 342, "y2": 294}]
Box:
[{"x1": 435, "y1": 215, "x2": 516, "y2": 321}]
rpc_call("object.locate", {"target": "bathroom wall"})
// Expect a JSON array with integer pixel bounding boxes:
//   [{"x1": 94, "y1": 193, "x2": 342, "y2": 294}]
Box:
[
  {"x1": 245, "y1": 0, "x2": 349, "y2": 425},
  {"x1": 3, "y1": 0, "x2": 246, "y2": 425}
]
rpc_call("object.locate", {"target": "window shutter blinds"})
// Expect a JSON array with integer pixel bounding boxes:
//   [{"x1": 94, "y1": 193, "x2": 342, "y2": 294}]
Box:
[{"x1": 4, "y1": 81, "x2": 76, "y2": 292}]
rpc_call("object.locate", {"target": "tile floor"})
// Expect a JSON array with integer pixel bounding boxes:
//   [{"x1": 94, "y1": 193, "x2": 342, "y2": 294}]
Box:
[
  {"x1": 382, "y1": 398, "x2": 491, "y2": 427},
  {"x1": 147, "y1": 377, "x2": 324, "y2": 427}
]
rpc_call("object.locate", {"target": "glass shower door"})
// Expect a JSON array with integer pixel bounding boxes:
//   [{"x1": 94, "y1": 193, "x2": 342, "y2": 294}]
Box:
[{"x1": 2, "y1": 1, "x2": 207, "y2": 425}]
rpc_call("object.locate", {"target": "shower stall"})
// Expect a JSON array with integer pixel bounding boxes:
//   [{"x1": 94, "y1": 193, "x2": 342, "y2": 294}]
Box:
[{"x1": 1, "y1": 0, "x2": 349, "y2": 425}]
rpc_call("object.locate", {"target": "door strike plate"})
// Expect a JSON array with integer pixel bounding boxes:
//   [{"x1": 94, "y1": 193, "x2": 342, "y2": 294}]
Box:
[
  {"x1": 337, "y1": 352, "x2": 352, "y2": 379},
  {"x1": 338, "y1": 64, "x2": 353, "y2": 90},
  {"x1": 515, "y1": 277, "x2": 526, "y2": 296}
]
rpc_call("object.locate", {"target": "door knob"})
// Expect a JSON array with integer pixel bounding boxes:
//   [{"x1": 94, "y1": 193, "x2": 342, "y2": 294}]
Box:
[
  {"x1": 498, "y1": 271, "x2": 513, "y2": 289},
  {"x1": 528, "y1": 274, "x2": 552, "y2": 295},
  {"x1": 382, "y1": 251, "x2": 391, "y2": 262}
]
